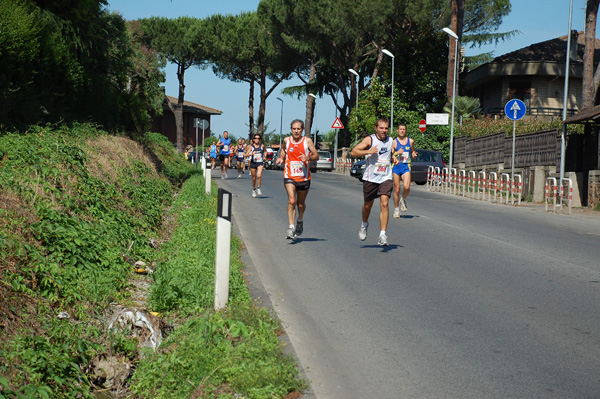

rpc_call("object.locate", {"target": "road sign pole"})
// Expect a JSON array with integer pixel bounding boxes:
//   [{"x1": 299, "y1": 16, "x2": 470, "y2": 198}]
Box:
[
  {"x1": 505, "y1": 99, "x2": 526, "y2": 205},
  {"x1": 512, "y1": 119, "x2": 516, "y2": 204},
  {"x1": 195, "y1": 125, "x2": 199, "y2": 169}
]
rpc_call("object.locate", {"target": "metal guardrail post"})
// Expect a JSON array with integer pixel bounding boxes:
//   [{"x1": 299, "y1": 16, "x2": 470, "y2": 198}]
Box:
[
  {"x1": 488, "y1": 172, "x2": 498, "y2": 203},
  {"x1": 545, "y1": 177, "x2": 557, "y2": 212},
  {"x1": 450, "y1": 168, "x2": 457, "y2": 195},
  {"x1": 458, "y1": 170, "x2": 466, "y2": 197},
  {"x1": 560, "y1": 178, "x2": 572, "y2": 215},
  {"x1": 511, "y1": 174, "x2": 522, "y2": 205},
  {"x1": 467, "y1": 170, "x2": 476, "y2": 199},
  {"x1": 426, "y1": 165, "x2": 435, "y2": 191},
  {"x1": 477, "y1": 171, "x2": 487, "y2": 201},
  {"x1": 500, "y1": 173, "x2": 510, "y2": 204}
]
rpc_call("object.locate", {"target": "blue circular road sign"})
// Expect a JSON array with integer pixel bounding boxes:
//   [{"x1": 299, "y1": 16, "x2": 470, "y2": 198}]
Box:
[{"x1": 505, "y1": 99, "x2": 526, "y2": 121}]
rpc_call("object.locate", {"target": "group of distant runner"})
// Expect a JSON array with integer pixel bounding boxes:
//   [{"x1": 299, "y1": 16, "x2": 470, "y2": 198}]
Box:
[
  {"x1": 209, "y1": 116, "x2": 416, "y2": 246},
  {"x1": 207, "y1": 131, "x2": 271, "y2": 197}
]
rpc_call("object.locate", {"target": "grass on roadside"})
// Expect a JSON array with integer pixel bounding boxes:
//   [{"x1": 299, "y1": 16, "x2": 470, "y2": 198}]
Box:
[{"x1": 129, "y1": 173, "x2": 307, "y2": 398}]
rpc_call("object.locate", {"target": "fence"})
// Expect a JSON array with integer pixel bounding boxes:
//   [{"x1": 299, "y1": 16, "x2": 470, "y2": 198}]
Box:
[{"x1": 453, "y1": 129, "x2": 560, "y2": 169}]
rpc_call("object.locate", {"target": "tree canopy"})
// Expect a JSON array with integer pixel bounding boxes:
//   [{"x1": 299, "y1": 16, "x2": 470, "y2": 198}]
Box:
[{"x1": 0, "y1": 0, "x2": 165, "y2": 133}]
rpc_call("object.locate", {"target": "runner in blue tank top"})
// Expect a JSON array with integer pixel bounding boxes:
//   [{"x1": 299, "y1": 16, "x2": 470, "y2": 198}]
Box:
[
  {"x1": 209, "y1": 141, "x2": 218, "y2": 170},
  {"x1": 216, "y1": 131, "x2": 232, "y2": 179},
  {"x1": 391, "y1": 123, "x2": 417, "y2": 217}
]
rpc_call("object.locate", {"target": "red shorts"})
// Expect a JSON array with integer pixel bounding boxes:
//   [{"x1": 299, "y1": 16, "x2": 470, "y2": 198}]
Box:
[{"x1": 363, "y1": 180, "x2": 393, "y2": 202}]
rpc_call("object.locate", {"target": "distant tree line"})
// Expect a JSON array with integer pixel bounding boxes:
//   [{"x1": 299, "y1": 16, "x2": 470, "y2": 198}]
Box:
[
  {"x1": 1, "y1": 0, "x2": 164, "y2": 134},
  {"x1": 2, "y1": 0, "x2": 517, "y2": 152}
]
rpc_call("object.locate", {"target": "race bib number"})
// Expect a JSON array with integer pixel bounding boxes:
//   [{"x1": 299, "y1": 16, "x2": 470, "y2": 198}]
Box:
[
  {"x1": 290, "y1": 161, "x2": 305, "y2": 177},
  {"x1": 253, "y1": 153, "x2": 263, "y2": 162},
  {"x1": 238, "y1": 149, "x2": 245, "y2": 157},
  {"x1": 223, "y1": 145, "x2": 229, "y2": 152},
  {"x1": 374, "y1": 160, "x2": 389, "y2": 175},
  {"x1": 398, "y1": 151, "x2": 409, "y2": 163}
]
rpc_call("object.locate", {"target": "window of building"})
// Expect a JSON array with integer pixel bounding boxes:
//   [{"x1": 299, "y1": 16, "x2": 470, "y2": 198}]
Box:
[{"x1": 509, "y1": 81, "x2": 531, "y2": 107}]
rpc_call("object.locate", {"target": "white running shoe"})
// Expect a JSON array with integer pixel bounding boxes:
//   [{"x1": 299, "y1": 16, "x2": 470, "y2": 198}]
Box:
[
  {"x1": 224, "y1": 173, "x2": 228, "y2": 179},
  {"x1": 256, "y1": 188, "x2": 262, "y2": 196},
  {"x1": 400, "y1": 198, "x2": 407, "y2": 212},
  {"x1": 238, "y1": 174, "x2": 241, "y2": 179},
  {"x1": 378, "y1": 234, "x2": 389, "y2": 246},
  {"x1": 393, "y1": 208, "x2": 401, "y2": 218},
  {"x1": 252, "y1": 190, "x2": 257, "y2": 198},
  {"x1": 286, "y1": 227, "x2": 296, "y2": 239},
  {"x1": 358, "y1": 225, "x2": 367, "y2": 241}
]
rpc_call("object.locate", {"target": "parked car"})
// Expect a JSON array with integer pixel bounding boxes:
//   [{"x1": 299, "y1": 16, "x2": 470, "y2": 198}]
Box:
[
  {"x1": 411, "y1": 149, "x2": 445, "y2": 184},
  {"x1": 350, "y1": 159, "x2": 367, "y2": 181},
  {"x1": 315, "y1": 151, "x2": 334, "y2": 171},
  {"x1": 349, "y1": 149, "x2": 445, "y2": 184}
]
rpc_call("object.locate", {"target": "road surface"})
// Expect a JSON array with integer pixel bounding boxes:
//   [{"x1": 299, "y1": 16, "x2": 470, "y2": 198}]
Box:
[{"x1": 216, "y1": 168, "x2": 600, "y2": 399}]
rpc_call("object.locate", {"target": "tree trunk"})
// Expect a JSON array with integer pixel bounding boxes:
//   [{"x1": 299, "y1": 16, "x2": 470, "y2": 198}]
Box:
[
  {"x1": 172, "y1": 64, "x2": 186, "y2": 154},
  {"x1": 248, "y1": 79, "x2": 255, "y2": 138},
  {"x1": 582, "y1": 0, "x2": 600, "y2": 108},
  {"x1": 257, "y1": 71, "x2": 267, "y2": 135},
  {"x1": 446, "y1": 0, "x2": 464, "y2": 101},
  {"x1": 305, "y1": 59, "x2": 317, "y2": 136}
]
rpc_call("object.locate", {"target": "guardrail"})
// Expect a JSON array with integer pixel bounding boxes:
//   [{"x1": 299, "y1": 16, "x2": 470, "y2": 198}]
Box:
[
  {"x1": 477, "y1": 171, "x2": 487, "y2": 201},
  {"x1": 422, "y1": 167, "x2": 573, "y2": 214},
  {"x1": 560, "y1": 178, "x2": 573, "y2": 215},
  {"x1": 545, "y1": 177, "x2": 557, "y2": 212},
  {"x1": 511, "y1": 174, "x2": 522, "y2": 206},
  {"x1": 467, "y1": 170, "x2": 476, "y2": 199},
  {"x1": 457, "y1": 169, "x2": 467, "y2": 197},
  {"x1": 426, "y1": 166, "x2": 436, "y2": 191},
  {"x1": 488, "y1": 172, "x2": 498, "y2": 203},
  {"x1": 499, "y1": 173, "x2": 511, "y2": 204}
]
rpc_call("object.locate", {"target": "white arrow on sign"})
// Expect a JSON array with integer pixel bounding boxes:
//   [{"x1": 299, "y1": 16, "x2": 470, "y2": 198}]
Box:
[{"x1": 510, "y1": 101, "x2": 521, "y2": 120}]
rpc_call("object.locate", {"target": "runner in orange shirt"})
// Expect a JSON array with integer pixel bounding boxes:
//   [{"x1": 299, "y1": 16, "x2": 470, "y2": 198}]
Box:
[{"x1": 276, "y1": 119, "x2": 319, "y2": 239}]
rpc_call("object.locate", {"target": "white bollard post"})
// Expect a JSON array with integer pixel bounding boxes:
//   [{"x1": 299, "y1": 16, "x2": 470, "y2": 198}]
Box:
[
  {"x1": 214, "y1": 188, "x2": 232, "y2": 311},
  {"x1": 205, "y1": 167, "x2": 211, "y2": 196}
]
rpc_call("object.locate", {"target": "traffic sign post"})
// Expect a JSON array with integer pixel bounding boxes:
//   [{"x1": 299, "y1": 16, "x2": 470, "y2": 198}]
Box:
[
  {"x1": 331, "y1": 117, "x2": 344, "y2": 129},
  {"x1": 504, "y1": 99, "x2": 526, "y2": 202}
]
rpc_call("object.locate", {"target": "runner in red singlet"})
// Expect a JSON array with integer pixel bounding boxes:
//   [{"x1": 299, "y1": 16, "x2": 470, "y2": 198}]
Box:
[{"x1": 276, "y1": 119, "x2": 319, "y2": 239}]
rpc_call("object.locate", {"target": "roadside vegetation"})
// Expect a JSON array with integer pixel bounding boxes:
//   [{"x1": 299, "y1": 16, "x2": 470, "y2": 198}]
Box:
[{"x1": 0, "y1": 124, "x2": 306, "y2": 398}]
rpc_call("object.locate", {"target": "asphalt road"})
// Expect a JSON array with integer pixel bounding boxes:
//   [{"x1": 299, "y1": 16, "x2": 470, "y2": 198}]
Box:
[{"x1": 216, "y1": 167, "x2": 600, "y2": 399}]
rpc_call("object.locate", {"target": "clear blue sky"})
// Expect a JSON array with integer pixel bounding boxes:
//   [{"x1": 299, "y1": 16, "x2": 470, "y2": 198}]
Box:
[{"x1": 106, "y1": 0, "x2": 587, "y2": 139}]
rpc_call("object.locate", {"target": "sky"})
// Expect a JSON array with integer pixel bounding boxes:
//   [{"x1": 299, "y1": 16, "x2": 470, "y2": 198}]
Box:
[{"x1": 106, "y1": 0, "x2": 587, "y2": 139}]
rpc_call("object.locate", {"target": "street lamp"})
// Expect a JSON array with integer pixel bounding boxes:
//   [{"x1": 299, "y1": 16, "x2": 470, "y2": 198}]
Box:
[
  {"x1": 443, "y1": 27, "x2": 458, "y2": 189},
  {"x1": 560, "y1": 0, "x2": 574, "y2": 202},
  {"x1": 309, "y1": 93, "x2": 317, "y2": 145},
  {"x1": 348, "y1": 68, "x2": 359, "y2": 143},
  {"x1": 382, "y1": 49, "x2": 395, "y2": 130},
  {"x1": 276, "y1": 97, "x2": 283, "y2": 149},
  {"x1": 348, "y1": 68, "x2": 359, "y2": 119}
]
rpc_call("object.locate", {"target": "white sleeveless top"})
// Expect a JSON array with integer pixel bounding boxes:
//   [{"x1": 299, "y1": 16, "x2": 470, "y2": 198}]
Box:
[{"x1": 362, "y1": 134, "x2": 393, "y2": 184}]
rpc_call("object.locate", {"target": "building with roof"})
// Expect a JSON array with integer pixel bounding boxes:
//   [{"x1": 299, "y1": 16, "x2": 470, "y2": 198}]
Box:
[
  {"x1": 465, "y1": 31, "x2": 600, "y2": 120},
  {"x1": 150, "y1": 95, "x2": 222, "y2": 149}
]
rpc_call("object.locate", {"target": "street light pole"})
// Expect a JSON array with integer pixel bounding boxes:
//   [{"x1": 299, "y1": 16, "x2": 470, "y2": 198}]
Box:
[
  {"x1": 382, "y1": 49, "x2": 395, "y2": 130},
  {"x1": 348, "y1": 69, "x2": 359, "y2": 118},
  {"x1": 443, "y1": 27, "x2": 459, "y2": 189},
  {"x1": 348, "y1": 68, "x2": 359, "y2": 143},
  {"x1": 309, "y1": 93, "x2": 317, "y2": 146},
  {"x1": 276, "y1": 97, "x2": 283, "y2": 149},
  {"x1": 560, "y1": 0, "x2": 574, "y2": 202}
]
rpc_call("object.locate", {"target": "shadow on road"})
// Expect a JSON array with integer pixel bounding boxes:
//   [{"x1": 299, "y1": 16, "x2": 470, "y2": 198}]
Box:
[
  {"x1": 359, "y1": 244, "x2": 402, "y2": 252},
  {"x1": 289, "y1": 238, "x2": 327, "y2": 244}
]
